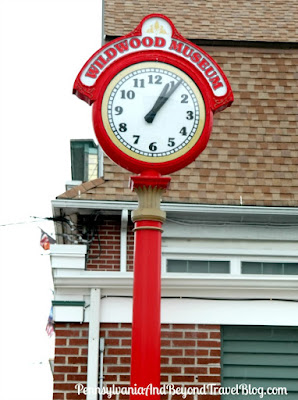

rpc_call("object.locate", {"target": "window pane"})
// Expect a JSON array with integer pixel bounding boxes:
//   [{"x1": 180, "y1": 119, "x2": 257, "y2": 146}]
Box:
[
  {"x1": 284, "y1": 263, "x2": 298, "y2": 275},
  {"x1": 209, "y1": 261, "x2": 230, "y2": 273},
  {"x1": 242, "y1": 262, "x2": 262, "y2": 274},
  {"x1": 263, "y1": 263, "x2": 282, "y2": 275},
  {"x1": 188, "y1": 260, "x2": 208, "y2": 273},
  {"x1": 167, "y1": 260, "x2": 187, "y2": 272}
]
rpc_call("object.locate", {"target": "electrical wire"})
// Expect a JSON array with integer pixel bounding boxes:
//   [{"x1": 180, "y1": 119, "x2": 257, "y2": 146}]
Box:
[{"x1": 100, "y1": 295, "x2": 298, "y2": 303}]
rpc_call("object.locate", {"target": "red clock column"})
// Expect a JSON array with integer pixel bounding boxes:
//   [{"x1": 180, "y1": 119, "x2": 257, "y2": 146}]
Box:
[{"x1": 129, "y1": 171, "x2": 171, "y2": 399}]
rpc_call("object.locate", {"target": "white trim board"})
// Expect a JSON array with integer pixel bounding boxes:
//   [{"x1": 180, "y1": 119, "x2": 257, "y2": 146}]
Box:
[{"x1": 98, "y1": 297, "x2": 298, "y2": 326}]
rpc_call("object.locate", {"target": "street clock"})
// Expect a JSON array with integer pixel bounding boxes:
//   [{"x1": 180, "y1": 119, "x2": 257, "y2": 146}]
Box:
[{"x1": 74, "y1": 14, "x2": 233, "y2": 174}]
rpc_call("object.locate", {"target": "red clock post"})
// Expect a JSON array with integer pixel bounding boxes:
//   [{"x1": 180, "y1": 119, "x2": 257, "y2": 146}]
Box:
[{"x1": 74, "y1": 14, "x2": 233, "y2": 398}]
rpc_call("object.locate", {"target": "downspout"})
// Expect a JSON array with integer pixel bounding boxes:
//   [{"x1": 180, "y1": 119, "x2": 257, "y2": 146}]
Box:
[
  {"x1": 87, "y1": 288, "x2": 101, "y2": 400},
  {"x1": 120, "y1": 209, "x2": 128, "y2": 273},
  {"x1": 99, "y1": 337, "x2": 105, "y2": 400}
]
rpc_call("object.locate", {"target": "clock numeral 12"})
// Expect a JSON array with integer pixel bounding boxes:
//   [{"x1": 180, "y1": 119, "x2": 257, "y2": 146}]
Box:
[{"x1": 148, "y1": 75, "x2": 162, "y2": 85}]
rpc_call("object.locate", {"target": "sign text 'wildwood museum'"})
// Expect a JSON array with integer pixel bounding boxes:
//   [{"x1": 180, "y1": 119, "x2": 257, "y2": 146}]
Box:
[{"x1": 83, "y1": 37, "x2": 225, "y2": 94}]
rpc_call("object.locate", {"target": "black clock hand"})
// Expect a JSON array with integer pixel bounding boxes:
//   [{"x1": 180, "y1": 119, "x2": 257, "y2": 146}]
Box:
[
  {"x1": 144, "y1": 80, "x2": 182, "y2": 123},
  {"x1": 144, "y1": 83, "x2": 169, "y2": 123}
]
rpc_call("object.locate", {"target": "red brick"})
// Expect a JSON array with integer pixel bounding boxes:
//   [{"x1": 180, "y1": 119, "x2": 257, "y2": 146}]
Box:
[
  {"x1": 210, "y1": 367, "x2": 221, "y2": 374},
  {"x1": 54, "y1": 356, "x2": 66, "y2": 364},
  {"x1": 210, "y1": 349, "x2": 221, "y2": 356},
  {"x1": 54, "y1": 383, "x2": 78, "y2": 391},
  {"x1": 108, "y1": 330, "x2": 131, "y2": 337},
  {"x1": 160, "y1": 366, "x2": 182, "y2": 374},
  {"x1": 197, "y1": 375, "x2": 221, "y2": 383},
  {"x1": 172, "y1": 357, "x2": 195, "y2": 365},
  {"x1": 209, "y1": 332, "x2": 221, "y2": 339},
  {"x1": 67, "y1": 374, "x2": 87, "y2": 381},
  {"x1": 119, "y1": 357, "x2": 130, "y2": 364},
  {"x1": 107, "y1": 366, "x2": 130, "y2": 373},
  {"x1": 68, "y1": 357, "x2": 88, "y2": 364},
  {"x1": 69, "y1": 339, "x2": 88, "y2": 346},
  {"x1": 121, "y1": 339, "x2": 131, "y2": 346},
  {"x1": 172, "y1": 375, "x2": 195, "y2": 383},
  {"x1": 185, "y1": 349, "x2": 208, "y2": 356},
  {"x1": 107, "y1": 348, "x2": 131, "y2": 355},
  {"x1": 184, "y1": 367, "x2": 208, "y2": 374},
  {"x1": 104, "y1": 356, "x2": 118, "y2": 364},
  {"x1": 55, "y1": 338, "x2": 67, "y2": 346},
  {"x1": 66, "y1": 393, "x2": 87, "y2": 400},
  {"x1": 53, "y1": 374, "x2": 65, "y2": 381},
  {"x1": 103, "y1": 375, "x2": 118, "y2": 381},
  {"x1": 172, "y1": 340, "x2": 196, "y2": 347},
  {"x1": 173, "y1": 324, "x2": 196, "y2": 329},
  {"x1": 198, "y1": 357, "x2": 221, "y2": 364},
  {"x1": 55, "y1": 347, "x2": 79, "y2": 355},
  {"x1": 161, "y1": 331, "x2": 183, "y2": 338},
  {"x1": 55, "y1": 330, "x2": 80, "y2": 337},
  {"x1": 185, "y1": 331, "x2": 208, "y2": 339},
  {"x1": 105, "y1": 339, "x2": 120, "y2": 346},
  {"x1": 197, "y1": 340, "x2": 220, "y2": 347},
  {"x1": 53, "y1": 394, "x2": 64, "y2": 400},
  {"x1": 199, "y1": 325, "x2": 220, "y2": 330},
  {"x1": 55, "y1": 366, "x2": 79, "y2": 373},
  {"x1": 161, "y1": 348, "x2": 183, "y2": 356}
]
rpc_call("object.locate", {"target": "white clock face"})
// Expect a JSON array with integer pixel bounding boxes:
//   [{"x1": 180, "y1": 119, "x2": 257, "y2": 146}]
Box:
[{"x1": 101, "y1": 62, "x2": 205, "y2": 162}]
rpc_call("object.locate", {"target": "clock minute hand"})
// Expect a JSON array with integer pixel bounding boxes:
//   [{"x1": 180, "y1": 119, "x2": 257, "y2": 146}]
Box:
[
  {"x1": 144, "y1": 83, "x2": 170, "y2": 123},
  {"x1": 144, "y1": 80, "x2": 182, "y2": 123}
]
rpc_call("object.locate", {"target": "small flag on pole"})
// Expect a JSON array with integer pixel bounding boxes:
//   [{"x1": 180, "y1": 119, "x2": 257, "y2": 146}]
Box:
[
  {"x1": 40, "y1": 229, "x2": 56, "y2": 250},
  {"x1": 46, "y1": 306, "x2": 55, "y2": 337}
]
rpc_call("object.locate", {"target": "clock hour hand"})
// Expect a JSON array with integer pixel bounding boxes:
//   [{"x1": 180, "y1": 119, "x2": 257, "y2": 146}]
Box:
[{"x1": 144, "y1": 80, "x2": 182, "y2": 123}]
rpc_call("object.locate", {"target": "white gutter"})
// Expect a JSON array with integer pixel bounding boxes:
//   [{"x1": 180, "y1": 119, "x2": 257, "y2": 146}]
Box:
[
  {"x1": 52, "y1": 269, "x2": 298, "y2": 295},
  {"x1": 87, "y1": 288, "x2": 101, "y2": 400},
  {"x1": 52, "y1": 199, "x2": 298, "y2": 217},
  {"x1": 120, "y1": 209, "x2": 128, "y2": 273}
]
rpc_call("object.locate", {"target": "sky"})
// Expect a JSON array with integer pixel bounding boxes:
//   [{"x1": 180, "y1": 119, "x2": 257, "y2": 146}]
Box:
[{"x1": 0, "y1": 1, "x2": 101, "y2": 398}]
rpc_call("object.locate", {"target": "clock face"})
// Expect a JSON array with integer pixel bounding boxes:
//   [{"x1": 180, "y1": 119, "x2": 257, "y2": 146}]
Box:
[{"x1": 100, "y1": 61, "x2": 206, "y2": 164}]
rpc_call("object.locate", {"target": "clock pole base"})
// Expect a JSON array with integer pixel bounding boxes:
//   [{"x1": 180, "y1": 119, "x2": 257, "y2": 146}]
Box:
[{"x1": 129, "y1": 172, "x2": 171, "y2": 399}]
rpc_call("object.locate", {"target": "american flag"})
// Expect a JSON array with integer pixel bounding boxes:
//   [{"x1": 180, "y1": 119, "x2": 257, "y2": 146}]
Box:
[
  {"x1": 40, "y1": 229, "x2": 56, "y2": 250},
  {"x1": 46, "y1": 306, "x2": 55, "y2": 337}
]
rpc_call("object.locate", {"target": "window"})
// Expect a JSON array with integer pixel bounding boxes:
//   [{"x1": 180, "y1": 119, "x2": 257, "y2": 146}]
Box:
[
  {"x1": 167, "y1": 259, "x2": 230, "y2": 274},
  {"x1": 242, "y1": 262, "x2": 298, "y2": 275}
]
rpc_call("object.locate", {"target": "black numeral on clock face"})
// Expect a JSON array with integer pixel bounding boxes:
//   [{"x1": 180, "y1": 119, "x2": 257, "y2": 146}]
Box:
[
  {"x1": 133, "y1": 79, "x2": 145, "y2": 88},
  {"x1": 119, "y1": 123, "x2": 127, "y2": 132},
  {"x1": 120, "y1": 90, "x2": 135, "y2": 99},
  {"x1": 181, "y1": 94, "x2": 188, "y2": 103},
  {"x1": 180, "y1": 127, "x2": 187, "y2": 136},
  {"x1": 115, "y1": 106, "x2": 123, "y2": 115},
  {"x1": 168, "y1": 138, "x2": 175, "y2": 147},
  {"x1": 186, "y1": 111, "x2": 194, "y2": 120},
  {"x1": 133, "y1": 135, "x2": 140, "y2": 144},
  {"x1": 149, "y1": 142, "x2": 157, "y2": 151},
  {"x1": 148, "y1": 75, "x2": 162, "y2": 85}
]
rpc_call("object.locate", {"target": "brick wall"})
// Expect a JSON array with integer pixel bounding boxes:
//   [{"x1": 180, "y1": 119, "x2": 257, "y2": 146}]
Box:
[
  {"x1": 87, "y1": 217, "x2": 134, "y2": 272},
  {"x1": 53, "y1": 323, "x2": 89, "y2": 400},
  {"x1": 53, "y1": 323, "x2": 221, "y2": 400}
]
